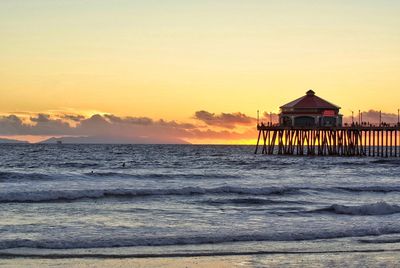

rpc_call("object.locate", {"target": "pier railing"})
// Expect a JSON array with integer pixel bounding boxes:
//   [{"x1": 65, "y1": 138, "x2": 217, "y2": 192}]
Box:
[{"x1": 255, "y1": 124, "x2": 400, "y2": 157}]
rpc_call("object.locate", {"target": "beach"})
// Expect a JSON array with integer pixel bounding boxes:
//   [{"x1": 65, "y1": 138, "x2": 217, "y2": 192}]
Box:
[{"x1": 2, "y1": 251, "x2": 400, "y2": 267}]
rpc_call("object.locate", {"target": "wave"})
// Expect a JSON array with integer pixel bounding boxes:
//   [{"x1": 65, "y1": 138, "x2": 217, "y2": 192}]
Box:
[
  {"x1": 57, "y1": 162, "x2": 99, "y2": 168},
  {"x1": 312, "y1": 202, "x2": 400, "y2": 216},
  {"x1": 4, "y1": 183, "x2": 400, "y2": 203},
  {"x1": 202, "y1": 198, "x2": 308, "y2": 206},
  {"x1": 335, "y1": 186, "x2": 400, "y2": 193},
  {"x1": 83, "y1": 172, "x2": 140, "y2": 178},
  {"x1": 3, "y1": 248, "x2": 399, "y2": 259},
  {"x1": 0, "y1": 186, "x2": 299, "y2": 203},
  {"x1": 0, "y1": 171, "x2": 54, "y2": 182},
  {"x1": 85, "y1": 172, "x2": 240, "y2": 180},
  {"x1": 0, "y1": 171, "x2": 241, "y2": 182},
  {"x1": 370, "y1": 159, "x2": 400, "y2": 165},
  {"x1": 358, "y1": 238, "x2": 400, "y2": 244},
  {"x1": 2, "y1": 226, "x2": 400, "y2": 249},
  {"x1": 329, "y1": 161, "x2": 369, "y2": 166}
]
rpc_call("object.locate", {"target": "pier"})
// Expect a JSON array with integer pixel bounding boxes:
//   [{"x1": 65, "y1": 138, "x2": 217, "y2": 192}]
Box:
[
  {"x1": 255, "y1": 90, "x2": 400, "y2": 157},
  {"x1": 255, "y1": 125, "x2": 400, "y2": 157}
]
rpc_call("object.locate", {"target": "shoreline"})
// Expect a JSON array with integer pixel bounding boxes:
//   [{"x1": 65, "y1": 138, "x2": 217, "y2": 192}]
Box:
[
  {"x1": 1, "y1": 248, "x2": 399, "y2": 259},
  {"x1": 2, "y1": 251, "x2": 400, "y2": 267}
]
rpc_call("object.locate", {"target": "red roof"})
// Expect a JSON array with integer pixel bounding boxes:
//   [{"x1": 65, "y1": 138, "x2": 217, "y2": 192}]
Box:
[{"x1": 280, "y1": 90, "x2": 340, "y2": 110}]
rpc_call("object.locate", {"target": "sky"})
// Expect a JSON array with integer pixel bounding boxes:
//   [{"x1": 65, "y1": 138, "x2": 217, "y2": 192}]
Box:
[{"x1": 1, "y1": 1, "x2": 399, "y2": 143}]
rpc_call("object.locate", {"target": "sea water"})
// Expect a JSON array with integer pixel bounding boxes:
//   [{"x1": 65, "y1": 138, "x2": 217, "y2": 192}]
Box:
[{"x1": 1, "y1": 144, "x2": 400, "y2": 258}]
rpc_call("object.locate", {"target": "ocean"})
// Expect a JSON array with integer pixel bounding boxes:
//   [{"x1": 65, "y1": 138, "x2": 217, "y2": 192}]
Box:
[{"x1": 1, "y1": 144, "x2": 400, "y2": 262}]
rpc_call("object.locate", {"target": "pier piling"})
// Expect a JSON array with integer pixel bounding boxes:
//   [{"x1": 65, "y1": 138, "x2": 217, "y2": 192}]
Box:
[{"x1": 255, "y1": 125, "x2": 400, "y2": 157}]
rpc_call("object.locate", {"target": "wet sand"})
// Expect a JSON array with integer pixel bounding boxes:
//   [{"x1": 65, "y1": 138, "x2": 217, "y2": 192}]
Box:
[{"x1": 2, "y1": 251, "x2": 400, "y2": 267}]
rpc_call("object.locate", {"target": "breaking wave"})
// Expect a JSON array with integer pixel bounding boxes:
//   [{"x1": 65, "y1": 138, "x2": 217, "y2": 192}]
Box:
[
  {"x1": 84, "y1": 172, "x2": 240, "y2": 180},
  {"x1": 0, "y1": 186, "x2": 299, "y2": 203},
  {"x1": 358, "y1": 237, "x2": 400, "y2": 244},
  {"x1": 0, "y1": 171, "x2": 241, "y2": 182},
  {"x1": 202, "y1": 198, "x2": 309, "y2": 206},
  {"x1": 4, "y1": 183, "x2": 400, "y2": 203},
  {"x1": 312, "y1": 202, "x2": 400, "y2": 216},
  {"x1": 56, "y1": 162, "x2": 100, "y2": 168},
  {"x1": 370, "y1": 159, "x2": 400, "y2": 165},
  {"x1": 335, "y1": 186, "x2": 400, "y2": 193},
  {"x1": 2, "y1": 227, "x2": 400, "y2": 249},
  {"x1": 0, "y1": 171, "x2": 55, "y2": 182}
]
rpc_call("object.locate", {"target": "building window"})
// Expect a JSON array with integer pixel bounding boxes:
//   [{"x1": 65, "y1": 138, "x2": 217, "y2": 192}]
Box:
[
  {"x1": 281, "y1": 116, "x2": 292, "y2": 126},
  {"x1": 294, "y1": 116, "x2": 315, "y2": 127},
  {"x1": 321, "y1": 117, "x2": 337, "y2": 127}
]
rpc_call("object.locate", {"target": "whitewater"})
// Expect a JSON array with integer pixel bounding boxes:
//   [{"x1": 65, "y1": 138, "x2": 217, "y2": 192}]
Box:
[{"x1": 1, "y1": 144, "x2": 400, "y2": 258}]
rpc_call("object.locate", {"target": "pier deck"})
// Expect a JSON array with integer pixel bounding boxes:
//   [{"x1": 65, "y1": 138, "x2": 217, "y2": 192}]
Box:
[{"x1": 255, "y1": 124, "x2": 400, "y2": 157}]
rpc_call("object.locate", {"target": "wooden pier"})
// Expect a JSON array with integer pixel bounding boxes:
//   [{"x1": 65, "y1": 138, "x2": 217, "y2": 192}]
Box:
[{"x1": 255, "y1": 124, "x2": 400, "y2": 157}]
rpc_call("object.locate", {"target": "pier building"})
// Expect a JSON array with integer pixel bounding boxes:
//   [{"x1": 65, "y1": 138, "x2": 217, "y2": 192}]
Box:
[{"x1": 255, "y1": 90, "x2": 399, "y2": 157}]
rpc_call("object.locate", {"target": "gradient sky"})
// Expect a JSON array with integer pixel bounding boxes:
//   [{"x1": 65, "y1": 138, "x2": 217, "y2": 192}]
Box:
[{"x1": 1, "y1": 1, "x2": 400, "y2": 143}]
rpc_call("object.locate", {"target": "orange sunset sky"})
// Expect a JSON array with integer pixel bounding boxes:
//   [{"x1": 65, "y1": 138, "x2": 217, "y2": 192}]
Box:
[{"x1": 1, "y1": 1, "x2": 400, "y2": 144}]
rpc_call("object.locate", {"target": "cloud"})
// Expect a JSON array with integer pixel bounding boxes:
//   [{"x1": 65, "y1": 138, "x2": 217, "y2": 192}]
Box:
[
  {"x1": 3, "y1": 109, "x2": 398, "y2": 144},
  {"x1": 0, "y1": 114, "x2": 73, "y2": 135},
  {"x1": 343, "y1": 110, "x2": 399, "y2": 125},
  {"x1": 1, "y1": 114, "x2": 23, "y2": 125},
  {"x1": 262, "y1": 112, "x2": 280, "y2": 124},
  {"x1": 0, "y1": 111, "x2": 256, "y2": 143},
  {"x1": 103, "y1": 114, "x2": 153, "y2": 125},
  {"x1": 30, "y1": 114, "x2": 51, "y2": 123},
  {"x1": 61, "y1": 114, "x2": 86, "y2": 122},
  {"x1": 0, "y1": 115, "x2": 26, "y2": 135},
  {"x1": 194, "y1": 110, "x2": 256, "y2": 128}
]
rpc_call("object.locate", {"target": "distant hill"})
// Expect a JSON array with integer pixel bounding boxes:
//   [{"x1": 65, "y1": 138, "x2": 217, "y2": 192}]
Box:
[
  {"x1": 40, "y1": 136, "x2": 190, "y2": 144},
  {"x1": 0, "y1": 138, "x2": 28, "y2": 144}
]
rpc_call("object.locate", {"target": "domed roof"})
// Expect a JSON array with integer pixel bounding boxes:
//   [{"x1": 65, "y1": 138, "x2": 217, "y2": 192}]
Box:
[{"x1": 280, "y1": 90, "x2": 340, "y2": 110}]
